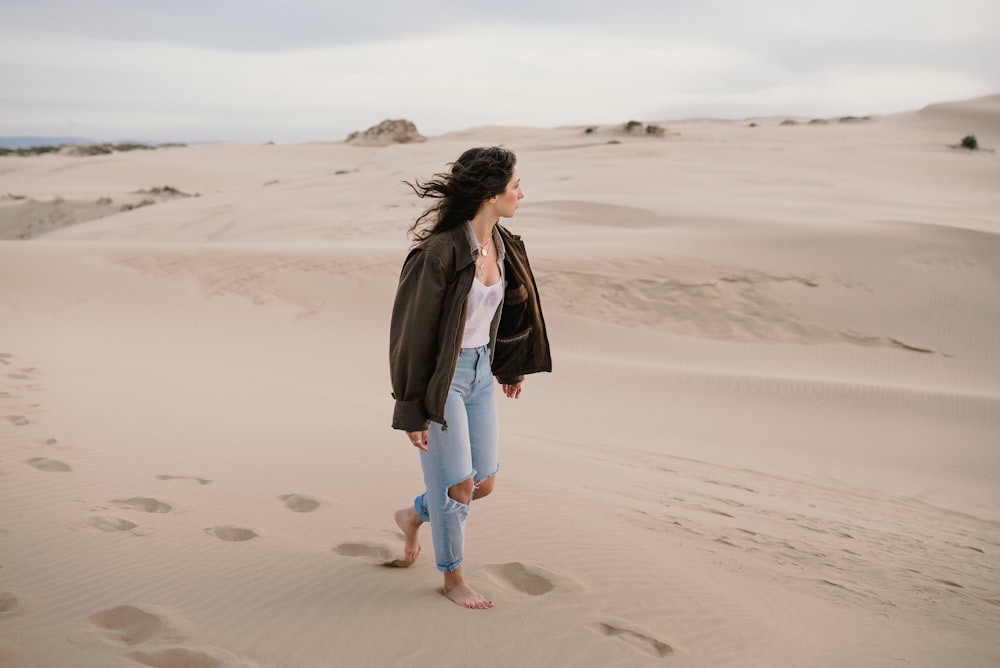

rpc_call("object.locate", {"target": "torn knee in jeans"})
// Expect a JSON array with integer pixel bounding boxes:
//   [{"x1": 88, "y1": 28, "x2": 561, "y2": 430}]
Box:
[
  {"x1": 473, "y1": 475, "x2": 495, "y2": 499},
  {"x1": 441, "y1": 495, "x2": 470, "y2": 523},
  {"x1": 447, "y1": 477, "x2": 475, "y2": 505}
]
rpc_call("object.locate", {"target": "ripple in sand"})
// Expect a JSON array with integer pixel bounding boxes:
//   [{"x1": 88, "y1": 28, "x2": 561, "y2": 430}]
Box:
[
  {"x1": 205, "y1": 526, "x2": 259, "y2": 542},
  {"x1": 24, "y1": 457, "x2": 72, "y2": 472},
  {"x1": 587, "y1": 621, "x2": 673, "y2": 658},
  {"x1": 109, "y1": 497, "x2": 172, "y2": 513},
  {"x1": 278, "y1": 493, "x2": 320, "y2": 512}
]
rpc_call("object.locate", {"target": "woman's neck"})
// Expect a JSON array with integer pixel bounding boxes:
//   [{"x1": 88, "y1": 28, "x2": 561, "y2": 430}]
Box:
[{"x1": 469, "y1": 214, "x2": 497, "y2": 247}]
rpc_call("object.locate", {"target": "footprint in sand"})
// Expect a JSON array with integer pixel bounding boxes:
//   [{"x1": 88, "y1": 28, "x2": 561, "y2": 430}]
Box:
[
  {"x1": 4, "y1": 415, "x2": 29, "y2": 426},
  {"x1": 155, "y1": 474, "x2": 212, "y2": 485},
  {"x1": 24, "y1": 457, "x2": 72, "y2": 472},
  {"x1": 89, "y1": 605, "x2": 188, "y2": 646},
  {"x1": 78, "y1": 516, "x2": 140, "y2": 533},
  {"x1": 126, "y1": 648, "x2": 223, "y2": 668},
  {"x1": 484, "y1": 562, "x2": 556, "y2": 596},
  {"x1": 0, "y1": 640, "x2": 17, "y2": 663},
  {"x1": 87, "y1": 605, "x2": 250, "y2": 667},
  {"x1": 334, "y1": 542, "x2": 412, "y2": 567},
  {"x1": 278, "y1": 493, "x2": 320, "y2": 512},
  {"x1": 205, "y1": 526, "x2": 259, "y2": 542},
  {"x1": 126, "y1": 646, "x2": 254, "y2": 668},
  {"x1": 109, "y1": 498, "x2": 172, "y2": 514},
  {"x1": 0, "y1": 592, "x2": 20, "y2": 617},
  {"x1": 587, "y1": 622, "x2": 673, "y2": 658}
]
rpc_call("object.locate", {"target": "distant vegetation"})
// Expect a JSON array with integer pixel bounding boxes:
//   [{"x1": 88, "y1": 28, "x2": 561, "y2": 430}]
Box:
[
  {"x1": 781, "y1": 116, "x2": 872, "y2": 127},
  {"x1": 948, "y1": 134, "x2": 989, "y2": 152},
  {"x1": 959, "y1": 135, "x2": 979, "y2": 150},
  {"x1": 122, "y1": 185, "x2": 199, "y2": 210},
  {"x1": 621, "y1": 121, "x2": 666, "y2": 137},
  {"x1": 580, "y1": 122, "x2": 666, "y2": 137},
  {"x1": 0, "y1": 142, "x2": 186, "y2": 157},
  {"x1": 0, "y1": 145, "x2": 62, "y2": 156},
  {"x1": 120, "y1": 199, "x2": 156, "y2": 212},
  {"x1": 135, "y1": 185, "x2": 197, "y2": 197}
]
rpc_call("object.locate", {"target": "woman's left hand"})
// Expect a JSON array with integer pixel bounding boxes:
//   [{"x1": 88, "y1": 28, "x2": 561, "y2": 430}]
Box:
[{"x1": 501, "y1": 382, "x2": 522, "y2": 399}]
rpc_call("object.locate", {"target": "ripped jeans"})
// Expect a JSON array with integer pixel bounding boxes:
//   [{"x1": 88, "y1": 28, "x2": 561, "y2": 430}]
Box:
[{"x1": 414, "y1": 345, "x2": 499, "y2": 572}]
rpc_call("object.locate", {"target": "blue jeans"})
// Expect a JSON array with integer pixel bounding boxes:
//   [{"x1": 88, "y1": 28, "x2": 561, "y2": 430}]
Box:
[{"x1": 414, "y1": 346, "x2": 499, "y2": 572}]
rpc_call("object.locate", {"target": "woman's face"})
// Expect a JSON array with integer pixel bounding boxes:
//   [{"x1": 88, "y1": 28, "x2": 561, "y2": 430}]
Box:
[{"x1": 492, "y1": 167, "x2": 523, "y2": 218}]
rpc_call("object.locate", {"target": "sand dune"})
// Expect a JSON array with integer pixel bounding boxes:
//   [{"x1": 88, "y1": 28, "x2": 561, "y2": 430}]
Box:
[
  {"x1": 1, "y1": 96, "x2": 999, "y2": 667},
  {"x1": 916, "y1": 94, "x2": 1000, "y2": 138}
]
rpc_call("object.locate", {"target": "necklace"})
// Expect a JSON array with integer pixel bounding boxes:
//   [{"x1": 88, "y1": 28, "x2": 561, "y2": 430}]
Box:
[{"x1": 475, "y1": 236, "x2": 492, "y2": 278}]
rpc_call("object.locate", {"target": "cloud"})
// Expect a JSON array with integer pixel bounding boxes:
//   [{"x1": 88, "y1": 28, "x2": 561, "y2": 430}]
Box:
[
  {"x1": 7, "y1": 0, "x2": 999, "y2": 53},
  {"x1": 0, "y1": 27, "x2": 776, "y2": 138},
  {"x1": 1, "y1": 0, "x2": 997, "y2": 141}
]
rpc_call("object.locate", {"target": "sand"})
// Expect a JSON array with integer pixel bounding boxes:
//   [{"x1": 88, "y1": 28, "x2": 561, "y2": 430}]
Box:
[{"x1": 1, "y1": 95, "x2": 999, "y2": 667}]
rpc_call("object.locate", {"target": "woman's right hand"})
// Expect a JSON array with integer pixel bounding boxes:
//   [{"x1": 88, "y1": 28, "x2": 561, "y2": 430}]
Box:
[{"x1": 406, "y1": 430, "x2": 429, "y2": 451}]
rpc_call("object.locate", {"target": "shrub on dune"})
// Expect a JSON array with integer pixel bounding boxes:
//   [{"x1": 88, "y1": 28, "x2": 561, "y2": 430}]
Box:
[{"x1": 959, "y1": 135, "x2": 979, "y2": 150}]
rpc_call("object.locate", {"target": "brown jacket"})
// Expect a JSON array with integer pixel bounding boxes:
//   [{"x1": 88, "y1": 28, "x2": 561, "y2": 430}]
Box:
[{"x1": 389, "y1": 223, "x2": 551, "y2": 432}]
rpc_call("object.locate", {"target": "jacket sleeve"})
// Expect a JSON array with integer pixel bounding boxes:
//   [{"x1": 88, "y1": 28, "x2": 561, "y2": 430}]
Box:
[{"x1": 389, "y1": 248, "x2": 447, "y2": 431}]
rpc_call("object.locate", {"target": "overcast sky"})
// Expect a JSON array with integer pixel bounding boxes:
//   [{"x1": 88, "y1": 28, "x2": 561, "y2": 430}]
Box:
[{"x1": 1, "y1": 0, "x2": 997, "y2": 142}]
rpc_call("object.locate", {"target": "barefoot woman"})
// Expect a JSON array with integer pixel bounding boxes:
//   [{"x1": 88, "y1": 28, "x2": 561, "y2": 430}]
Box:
[{"x1": 390, "y1": 147, "x2": 551, "y2": 609}]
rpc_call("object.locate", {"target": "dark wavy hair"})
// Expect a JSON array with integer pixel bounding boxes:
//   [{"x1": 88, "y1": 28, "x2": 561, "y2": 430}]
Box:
[{"x1": 405, "y1": 146, "x2": 517, "y2": 241}]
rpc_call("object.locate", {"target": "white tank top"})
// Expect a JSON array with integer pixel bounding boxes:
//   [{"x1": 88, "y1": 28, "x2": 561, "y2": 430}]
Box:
[{"x1": 462, "y1": 274, "x2": 504, "y2": 348}]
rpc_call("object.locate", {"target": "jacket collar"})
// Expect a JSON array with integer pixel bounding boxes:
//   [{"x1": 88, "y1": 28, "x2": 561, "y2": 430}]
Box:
[{"x1": 463, "y1": 221, "x2": 507, "y2": 264}]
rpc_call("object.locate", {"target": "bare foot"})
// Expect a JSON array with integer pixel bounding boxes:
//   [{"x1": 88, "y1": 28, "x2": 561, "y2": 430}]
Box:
[
  {"x1": 394, "y1": 507, "x2": 422, "y2": 563},
  {"x1": 443, "y1": 568, "x2": 493, "y2": 610}
]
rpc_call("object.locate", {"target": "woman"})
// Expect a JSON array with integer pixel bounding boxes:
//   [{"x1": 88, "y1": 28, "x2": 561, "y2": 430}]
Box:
[{"x1": 389, "y1": 146, "x2": 551, "y2": 610}]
